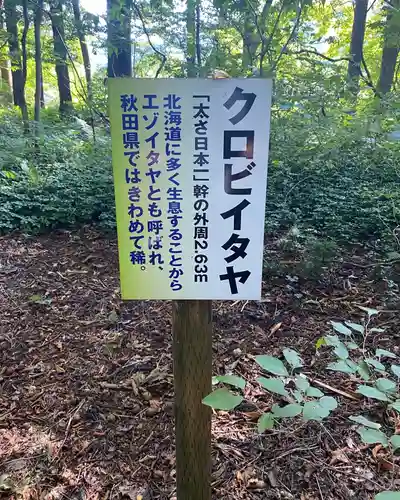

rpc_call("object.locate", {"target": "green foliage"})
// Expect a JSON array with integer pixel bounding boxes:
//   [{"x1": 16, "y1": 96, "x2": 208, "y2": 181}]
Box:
[
  {"x1": 202, "y1": 388, "x2": 243, "y2": 411},
  {"x1": 321, "y1": 313, "x2": 400, "y2": 454},
  {"x1": 205, "y1": 349, "x2": 338, "y2": 429},
  {"x1": 0, "y1": 112, "x2": 114, "y2": 234}
]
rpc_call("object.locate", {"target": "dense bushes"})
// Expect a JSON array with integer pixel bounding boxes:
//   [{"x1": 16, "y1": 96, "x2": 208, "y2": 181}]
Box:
[
  {"x1": 0, "y1": 114, "x2": 114, "y2": 234},
  {"x1": 0, "y1": 105, "x2": 399, "y2": 250}
]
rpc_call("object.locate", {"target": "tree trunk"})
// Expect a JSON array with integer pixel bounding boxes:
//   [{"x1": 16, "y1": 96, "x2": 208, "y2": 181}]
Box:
[
  {"x1": 50, "y1": 0, "x2": 73, "y2": 114},
  {"x1": 195, "y1": 1, "x2": 201, "y2": 71},
  {"x1": 71, "y1": 0, "x2": 92, "y2": 101},
  {"x1": 0, "y1": 58, "x2": 13, "y2": 98},
  {"x1": 34, "y1": 0, "x2": 43, "y2": 131},
  {"x1": 347, "y1": 0, "x2": 368, "y2": 92},
  {"x1": 40, "y1": 67, "x2": 45, "y2": 108},
  {"x1": 107, "y1": 0, "x2": 132, "y2": 77},
  {"x1": 377, "y1": 0, "x2": 400, "y2": 94},
  {"x1": 0, "y1": 0, "x2": 12, "y2": 101},
  {"x1": 186, "y1": 0, "x2": 196, "y2": 77},
  {"x1": 5, "y1": 0, "x2": 29, "y2": 129}
]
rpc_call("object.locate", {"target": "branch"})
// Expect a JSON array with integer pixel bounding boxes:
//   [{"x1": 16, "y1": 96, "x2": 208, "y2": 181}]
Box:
[
  {"x1": 291, "y1": 48, "x2": 379, "y2": 95},
  {"x1": 245, "y1": 0, "x2": 265, "y2": 44},
  {"x1": 260, "y1": 0, "x2": 274, "y2": 26},
  {"x1": 271, "y1": 1, "x2": 303, "y2": 72},
  {"x1": 361, "y1": 55, "x2": 378, "y2": 95},
  {"x1": 132, "y1": 1, "x2": 166, "y2": 78},
  {"x1": 261, "y1": 0, "x2": 286, "y2": 69},
  {"x1": 292, "y1": 48, "x2": 351, "y2": 63}
]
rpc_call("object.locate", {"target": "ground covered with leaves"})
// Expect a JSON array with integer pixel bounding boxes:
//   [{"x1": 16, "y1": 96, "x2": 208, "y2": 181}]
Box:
[{"x1": 0, "y1": 228, "x2": 399, "y2": 499}]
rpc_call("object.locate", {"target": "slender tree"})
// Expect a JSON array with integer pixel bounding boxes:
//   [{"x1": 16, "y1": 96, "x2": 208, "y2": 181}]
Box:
[
  {"x1": 347, "y1": 0, "x2": 368, "y2": 93},
  {"x1": 50, "y1": 0, "x2": 73, "y2": 114},
  {"x1": 0, "y1": 0, "x2": 12, "y2": 100},
  {"x1": 5, "y1": 0, "x2": 28, "y2": 129},
  {"x1": 71, "y1": 0, "x2": 92, "y2": 101},
  {"x1": 186, "y1": 0, "x2": 196, "y2": 76},
  {"x1": 377, "y1": 0, "x2": 400, "y2": 94},
  {"x1": 34, "y1": 0, "x2": 43, "y2": 131},
  {"x1": 107, "y1": 0, "x2": 132, "y2": 77}
]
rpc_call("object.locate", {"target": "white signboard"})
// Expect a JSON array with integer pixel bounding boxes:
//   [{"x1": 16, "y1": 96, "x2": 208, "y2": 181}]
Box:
[{"x1": 109, "y1": 78, "x2": 272, "y2": 300}]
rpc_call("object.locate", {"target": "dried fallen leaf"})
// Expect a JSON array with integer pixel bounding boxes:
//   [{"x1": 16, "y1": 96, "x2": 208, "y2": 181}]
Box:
[
  {"x1": 329, "y1": 448, "x2": 350, "y2": 465},
  {"x1": 270, "y1": 322, "x2": 282, "y2": 335},
  {"x1": 247, "y1": 479, "x2": 267, "y2": 490},
  {"x1": 267, "y1": 469, "x2": 277, "y2": 487}
]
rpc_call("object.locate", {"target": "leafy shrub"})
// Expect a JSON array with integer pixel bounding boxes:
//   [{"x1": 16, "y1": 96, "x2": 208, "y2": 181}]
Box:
[
  {"x1": 203, "y1": 348, "x2": 338, "y2": 432},
  {"x1": 0, "y1": 112, "x2": 114, "y2": 234}
]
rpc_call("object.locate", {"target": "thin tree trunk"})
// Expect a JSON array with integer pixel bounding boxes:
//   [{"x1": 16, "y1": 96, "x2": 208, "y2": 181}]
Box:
[
  {"x1": 50, "y1": 0, "x2": 73, "y2": 114},
  {"x1": 34, "y1": 0, "x2": 43, "y2": 133},
  {"x1": 347, "y1": 0, "x2": 368, "y2": 92},
  {"x1": 5, "y1": 0, "x2": 29, "y2": 130},
  {"x1": 195, "y1": 1, "x2": 201, "y2": 71},
  {"x1": 377, "y1": 0, "x2": 400, "y2": 94},
  {"x1": 0, "y1": 0, "x2": 12, "y2": 101},
  {"x1": 71, "y1": 0, "x2": 92, "y2": 101},
  {"x1": 40, "y1": 67, "x2": 45, "y2": 108},
  {"x1": 107, "y1": 0, "x2": 132, "y2": 77},
  {"x1": 186, "y1": 0, "x2": 196, "y2": 77}
]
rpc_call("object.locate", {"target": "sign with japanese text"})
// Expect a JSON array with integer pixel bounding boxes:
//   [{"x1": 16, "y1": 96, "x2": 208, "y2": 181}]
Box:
[{"x1": 109, "y1": 78, "x2": 272, "y2": 300}]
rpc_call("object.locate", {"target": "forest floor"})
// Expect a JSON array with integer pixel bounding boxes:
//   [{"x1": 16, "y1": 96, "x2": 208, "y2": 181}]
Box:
[{"x1": 0, "y1": 228, "x2": 399, "y2": 500}]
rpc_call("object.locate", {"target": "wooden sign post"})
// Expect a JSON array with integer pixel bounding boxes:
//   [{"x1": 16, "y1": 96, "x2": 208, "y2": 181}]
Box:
[
  {"x1": 108, "y1": 76, "x2": 272, "y2": 500},
  {"x1": 173, "y1": 300, "x2": 212, "y2": 500}
]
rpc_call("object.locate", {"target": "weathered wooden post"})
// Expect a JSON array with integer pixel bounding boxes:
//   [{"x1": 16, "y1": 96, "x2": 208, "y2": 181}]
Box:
[{"x1": 173, "y1": 300, "x2": 212, "y2": 499}]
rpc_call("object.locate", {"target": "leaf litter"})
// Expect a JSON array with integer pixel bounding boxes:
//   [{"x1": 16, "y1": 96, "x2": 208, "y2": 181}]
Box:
[{"x1": 0, "y1": 228, "x2": 399, "y2": 499}]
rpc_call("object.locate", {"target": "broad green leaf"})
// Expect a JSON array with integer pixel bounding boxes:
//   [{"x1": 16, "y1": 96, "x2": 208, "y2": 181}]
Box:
[
  {"x1": 330, "y1": 321, "x2": 352, "y2": 336},
  {"x1": 356, "y1": 385, "x2": 389, "y2": 401},
  {"x1": 212, "y1": 376, "x2": 219, "y2": 385},
  {"x1": 375, "y1": 492, "x2": 400, "y2": 500},
  {"x1": 327, "y1": 360, "x2": 356, "y2": 374},
  {"x1": 306, "y1": 387, "x2": 324, "y2": 398},
  {"x1": 376, "y1": 349, "x2": 397, "y2": 359},
  {"x1": 292, "y1": 389, "x2": 304, "y2": 403},
  {"x1": 334, "y1": 342, "x2": 349, "y2": 359},
  {"x1": 389, "y1": 401, "x2": 400, "y2": 412},
  {"x1": 295, "y1": 375, "x2": 310, "y2": 392},
  {"x1": 357, "y1": 361, "x2": 371, "y2": 381},
  {"x1": 272, "y1": 403, "x2": 302, "y2": 418},
  {"x1": 319, "y1": 396, "x2": 338, "y2": 411},
  {"x1": 345, "y1": 322, "x2": 364, "y2": 334},
  {"x1": 202, "y1": 388, "x2": 243, "y2": 410},
  {"x1": 257, "y1": 412, "x2": 274, "y2": 432},
  {"x1": 29, "y1": 294, "x2": 43, "y2": 302},
  {"x1": 346, "y1": 359, "x2": 359, "y2": 371},
  {"x1": 365, "y1": 358, "x2": 386, "y2": 372},
  {"x1": 257, "y1": 377, "x2": 289, "y2": 397},
  {"x1": 214, "y1": 375, "x2": 246, "y2": 390},
  {"x1": 324, "y1": 335, "x2": 340, "y2": 347},
  {"x1": 391, "y1": 365, "x2": 400, "y2": 378},
  {"x1": 346, "y1": 342, "x2": 359, "y2": 350},
  {"x1": 283, "y1": 348, "x2": 303, "y2": 369},
  {"x1": 302, "y1": 400, "x2": 330, "y2": 421},
  {"x1": 357, "y1": 426, "x2": 388, "y2": 446},
  {"x1": 315, "y1": 337, "x2": 326, "y2": 349},
  {"x1": 390, "y1": 435, "x2": 400, "y2": 451},
  {"x1": 255, "y1": 355, "x2": 289, "y2": 376},
  {"x1": 357, "y1": 306, "x2": 379, "y2": 316},
  {"x1": 349, "y1": 415, "x2": 381, "y2": 429},
  {"x1": 375, "y1": 378, "x2": 397, "y2": 394}
]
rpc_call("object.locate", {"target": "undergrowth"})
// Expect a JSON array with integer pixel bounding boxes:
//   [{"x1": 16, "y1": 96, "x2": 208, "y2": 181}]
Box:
[{"x1": 0, "y1": 105, "x2": 399, "y2": 254}]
